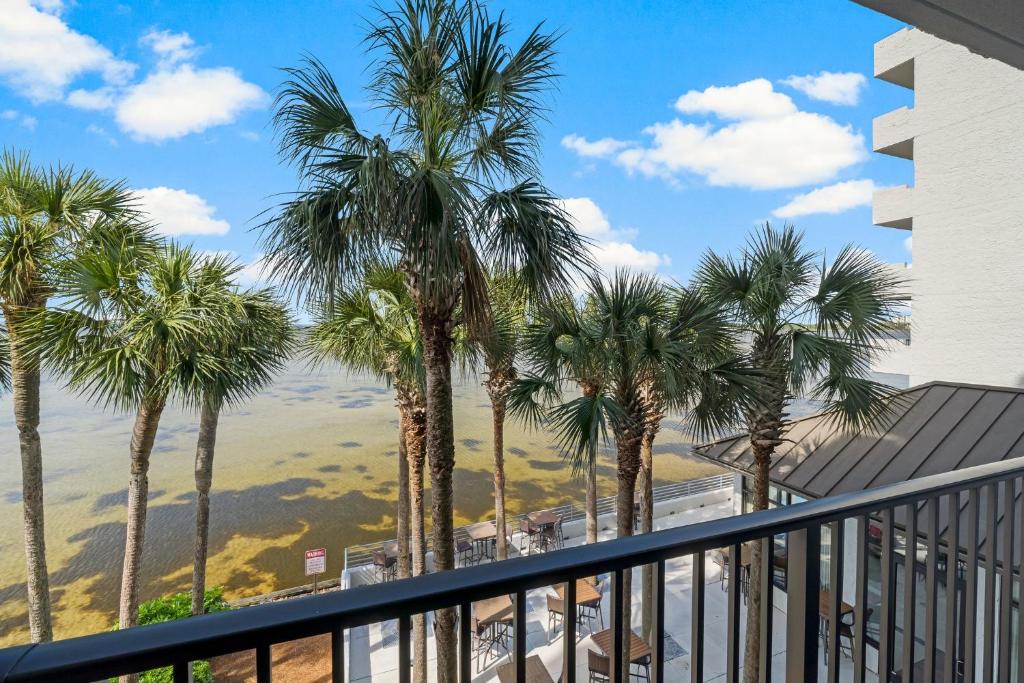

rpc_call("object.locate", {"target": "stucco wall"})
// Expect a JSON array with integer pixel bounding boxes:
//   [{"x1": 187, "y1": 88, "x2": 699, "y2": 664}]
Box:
[{"x1": 874, "y1": 29, "x2": 1024, "y2": 388}]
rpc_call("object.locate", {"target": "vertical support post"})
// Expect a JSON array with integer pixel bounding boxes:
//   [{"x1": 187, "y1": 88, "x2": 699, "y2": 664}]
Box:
[
  {"x1": 901, "y1": 502, "x2": 918, "y2": 681},
  {"x1": 563, "y1": 580, "x2": 576, "y2": 683},
  {"x1": 943, "y1": 493, "x2": 960, "y2": 683},
  {"x1": 879, "y1": 508, "x2": 896, "y2": 681},
  {"x1": 173, "y1": 662, "x2": 188, "y2": 683},
  {"x1": 332, "y1": 627, "x2": 345, "y2": 683},
  {"x1": 924, "y1": 497, "x2": 939, "y2": 682},
  {"x1": 691, "y1": 551, "x2": 705, "y2": 683},
  {"x1": 610, "y1": 568, "x2": 625, "y2": 683},
  {"x1": 853, "y1": 516, "x2": 869, "y2": 683},
  {"x1": 983, "y1": 483, "x2": 998, "y2": 683},
  {"x1": 827, "y1": 521, "x2": 844, "y2": 683},
  {"x1": 998, "y1": 479, "x2": 1015, "y2": 683},
  {"x1": 398, "y1": 615, "x2": 411, "y2": 683},
  {"x1": 653, "y1": 560, "x2": 666, "y2": 683},
  {"x1": 514, "y1": 590, "x2": 527, "y2": 682},
  {"x1": 785, "y1": 526, "x2": 821, "y2": 683},
  {"x1": 459, "y1": 602, "x2": 472, "y2": 683},
  {"x1": 726, "y1": 543, "x2": 741, "y2": 683},
  {"x1": 759, "y1": 538, "x2": 774, "y2": 683},
  {"x1": 256, "y1": 645, "x2": 272, "y2": 683},
  {"x1": 963, "y1": 487, "x2": 980, "y2": 682}
]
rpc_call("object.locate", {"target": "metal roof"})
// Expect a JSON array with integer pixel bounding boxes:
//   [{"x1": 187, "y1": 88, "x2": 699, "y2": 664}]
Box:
[{"x1": 693, "y1": 381, "x2": 1024, "y2": 564}]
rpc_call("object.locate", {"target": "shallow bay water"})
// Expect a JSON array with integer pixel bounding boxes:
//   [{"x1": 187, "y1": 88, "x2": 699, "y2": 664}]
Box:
[{"x1": 0, "y1": 361, "x2": 726, "y2": 645}]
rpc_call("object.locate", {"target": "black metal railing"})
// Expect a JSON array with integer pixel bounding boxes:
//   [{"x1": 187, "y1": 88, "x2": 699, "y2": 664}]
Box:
[{"x1": 1, "y1": 458, "x2": 1021, "y2": 682}]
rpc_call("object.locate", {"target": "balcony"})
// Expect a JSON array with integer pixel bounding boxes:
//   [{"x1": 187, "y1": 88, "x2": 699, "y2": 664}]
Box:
[
  {"x1": 0, "y1": 457, "x2": 1019, "y2": 683},
  {"x1": 873, "y1": 185, "x2": 915, "y2": 230}
]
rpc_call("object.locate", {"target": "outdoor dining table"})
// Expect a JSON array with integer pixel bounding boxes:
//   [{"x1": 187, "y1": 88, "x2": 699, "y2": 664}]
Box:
[
  {"x1": 817, "y1": 589, "x2": 854, "y2": 619},
  {"x1": 496, "y1": 655, "x2": 555, "y2": 683},
  {"x1": 591, "y1": 627, "x2": 652, "y2": 665},
  {"x1": 527, "y1": 510, "x2": 560, "y2": 527},
  {"x1": 465, "y1": 521, "x2": 498, "y2": 560},
  {"x1": 381, "y1": 539, "x2": 409, "y2": 562},
  {"x1": 474, "y1": 594, "x2": 514, "y2": 627},
  {"x1": 719, "y1": 543, "x2": 752, "y2": 567},
  {"x1": 555, "y1": 578, "x2": 601, "y2": 606}
]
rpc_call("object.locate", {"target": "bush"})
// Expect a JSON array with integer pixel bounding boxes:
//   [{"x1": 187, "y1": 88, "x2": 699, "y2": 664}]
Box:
[{"x1": 112, "y1": 588, "x2": 229, "y2": 683}]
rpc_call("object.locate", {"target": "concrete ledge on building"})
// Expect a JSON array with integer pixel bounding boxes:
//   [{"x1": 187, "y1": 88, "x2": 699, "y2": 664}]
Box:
[
  {"x1": 875, "y1": 27, "x2": 938, "y2": 88},
  {"x1": 873, "y1": 184, "x2": 914, "y2": 229},
  {"x1": 873, "y1": 105, "x2": 915, "y2": 159}
]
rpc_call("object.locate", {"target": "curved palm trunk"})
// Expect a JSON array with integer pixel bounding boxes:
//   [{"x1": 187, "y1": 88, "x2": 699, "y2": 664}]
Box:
[
  {"x1": 190, "y1": 400, "x2": 220, "y2": 616},
  {"x1": 585, "y1": 455, "x2": 598, "y2": 544},
  {"x1": 485, "y1": 371, "x2": 513, "y2": 561},
  {"x1": 406, "y1": 402, "x2": 428, "y2": 683},
  {"x1": 639, "y1": 426, "x2": 657, "y2": 644},
  {"x1": 118, "y1": 396, "x2": 166, "y2": 683},
  {"x1": 614, "y1": 423, "x2": 643, "y2": 683},
  {"x1": 397, "y1": 406, "x2": 412, "y2": 580},
  {"x1": 418, "y1": 307, "x2": 458, "y2": 682},
  {"x1": 5, "y1": 310, "x2": 52, "y2": 642}
]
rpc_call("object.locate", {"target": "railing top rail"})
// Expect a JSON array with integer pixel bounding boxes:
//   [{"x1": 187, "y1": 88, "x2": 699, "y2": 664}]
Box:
[{"x1": 3, "y1": 457, "x2": 1021, "y2": 682}]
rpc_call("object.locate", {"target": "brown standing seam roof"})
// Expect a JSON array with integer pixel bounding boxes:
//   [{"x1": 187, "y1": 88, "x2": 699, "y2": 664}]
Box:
[{"x1": 693, "y1": 381, "x2": 1024, "y2": 565}]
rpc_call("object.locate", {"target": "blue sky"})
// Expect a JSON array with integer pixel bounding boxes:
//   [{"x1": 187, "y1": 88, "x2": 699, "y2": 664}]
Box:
[{"x1": 1, "y1": 0, "x2": 912, "y2": 288}]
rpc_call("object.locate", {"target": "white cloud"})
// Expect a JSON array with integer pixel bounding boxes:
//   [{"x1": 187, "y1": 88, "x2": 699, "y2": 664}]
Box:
[
  {"x1": 140, "y1": 29, "x2": 199, "y2": 69},
  {"x1": 67, "y1": 86, "x2": 116, "y2": 110},
  {"x1": 134, "y1": 187, "x2": 231, "y2": 236},
  {"x1": 781, "y1": 71, "x2": 867, "y2": 106},
  {"x1": 1, "y1": 108, "x2": 37, "y2": 130},
  {"x1": 237, "y1": 253, "x2": 270, "y2": 286},
  {"x1": 772, "y1": 179, "x2": 876, "y2": 218},
  {"x1": 560, "y1": 197, "x2": 667, "y2": 274},
  {"x1": 116, "y1": 64, "x2": 267, "y2": 141},
  {"x1": 0, "y1": 0, "x2": 134, "y2": 102},
  {"x1": 674, "y1": 78, "x2": 796, "y2": 120},
  {"x1": 561, "y1": 133, "x2": 629, "y2": 158},
  {"x1": 86, "y1": 123, "x2": 118, "y2": 146}
]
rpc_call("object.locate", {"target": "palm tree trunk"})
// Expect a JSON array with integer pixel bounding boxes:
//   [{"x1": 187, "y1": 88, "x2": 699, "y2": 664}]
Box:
[
  {"x1": 742, "y1": 440, "x2": 774, "y2": 683},
  {"x1": 639, "y1": 428, "x2": 656, "y2": 644},
  {"x1": 586, "y1": 455, "x2": 598, "y2": 544},
  {"x1": 190, "y1": 400, "x2": 219, "y2": 616},
  {"x1": 397, "y1": 405, "x2": 412, "y2": 580},
  {"x1": 614, "y1": 432, "x2": 642, "y2": 683},
  {"x1": 407, "y1": 402, "x2": 428, "y2": 683},
  {"x1": 488, "y1": 384, "x2": 509, "y2": 561},
  {"x1": 4, "y1": 310, "x2": 53, "y2": 643},
  {"x1": 418, "y1": 306, "x2": 457, "y2": 682}
]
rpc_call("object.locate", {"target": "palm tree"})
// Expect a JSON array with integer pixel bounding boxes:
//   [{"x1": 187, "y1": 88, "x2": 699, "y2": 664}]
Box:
[
  {"x1": 0, "y1": 150, "x2": 138, "y2": 642},
  {"x1": 477, "y1": 273, "x2": 527, "y2": 560},
  {"x1": 186, "y1": 261, "x2": 294, "y2": 617},
  {"x1": 0, "y1": 324, "x2": 10, "y2": 392},
  {"x1": 29, "y1": 243, "x2": 233, "y2": 655},
  {"x1": 514, "y1": 271, "x2": 755, "y2": 678},
  {"x1": 694, "y1": 223, "x2": 906, "y2": 683},
  {"x1": 306, "y1": 264, "x2": 431, "y2": 682},
  {"x1": 261, "y1": 3, "x2": 590, "y2": 674}
]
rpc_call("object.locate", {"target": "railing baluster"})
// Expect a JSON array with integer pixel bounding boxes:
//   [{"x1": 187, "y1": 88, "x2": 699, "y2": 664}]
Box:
[
  {"x1": 963, "y1": 487, "x2": 980, "y2": 682},
  {"x1": 459, "y1": 601, "x2": 472, "y2": 683},
  {"x1": 879, "y1": 508, "x2": 896, "y2": 680},
  {"x1": 726, "y1": 543, "x2": 741, "y2": 683},
  {"x1": 901, "y1": 502, "x2": 917, "y2": 681},
  {"x1": 514, "y1": 589, "x2": 527, "y2": 681},
  {"x1": 998, "y1": 478, "x2": 1015, "y2": 682},
  {"x1": 983, "y1": 482, "x2": 998, "y2": 683},
  {"x1": 785, "y1": 525, "x2": 821, "y2": 683},
  {"x1": 398, "y1": 614, "x2": 411, "y2": 683},
  {"x1": 611, "y1": 567, "x2": 625, "y2": 683},
  {"x1": 563, "y1": 579, "x2": 576, "y2": 683},
  {"x1": 759, "y1": 538, "x2": 774, "y2": 683},
  {"x1": 1018, "y1": 481, "x2": 1024, "y2": 683},
  {"x1": 853, "y1": 516, "x2": 869, "y2": 683},
  {"x1": 653, "y1": 559, "x2": 666, "y2": 683},
  {"x1": 172, "y1": 662, "x2": 188, "y2": 683},
  {"x1": 256, "y1": 644, "x2": 272, "y2": 683},
  {"x1": 827, "y1": 521, "x2": 844, "y2": 683},
  {"x1": 923, "y1": 497, "x2": 939, "y2": 682},
  {"x1": 691, "y1": 551, "x2": 705, "y2": 683},
  {"x1": 942, "y1": 493, "x2": 959, "y2": 683},
  {"x1": 331, "y1": 627, "x2": 345, "y2": 683}
]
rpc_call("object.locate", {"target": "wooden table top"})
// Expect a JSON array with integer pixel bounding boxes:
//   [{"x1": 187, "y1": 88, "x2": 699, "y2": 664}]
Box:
[
  {"x1": 555, "y1": 578, "x2": 602, "y2": 605},
  {"x1": 818, "y1": 589, "x2": 854, "y2": 618},
  {"x1": 465, "y1": 521, "x2": 498, "y2": 541},
  {"x1": 527, "y1": 510, "x2": 561, "y2": 526},
  {"x1": 720, "y1": 544, "x2": 752, "y2": 567},
  {"x1": 474, "y1": 595, "x2": 513, "y2": 626},
  {"x1": 496, "y1": 655, "x2": 555, "y2": 683},
  {"x1": 591, "y1": 628, "x2": 652, "y2": 664}
]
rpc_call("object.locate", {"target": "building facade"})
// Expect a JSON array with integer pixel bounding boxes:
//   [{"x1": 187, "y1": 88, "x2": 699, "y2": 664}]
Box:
[{"x1": 872, "y1": 27, "x2": 1024, "y2": 388}]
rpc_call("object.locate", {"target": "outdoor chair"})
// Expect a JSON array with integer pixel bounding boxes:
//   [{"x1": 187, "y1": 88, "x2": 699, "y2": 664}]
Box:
[
  {"x1": 457, "y1": 539, "x2": 477, "y2": 567},
  {"x1": 577, "y1": 580, "x2": 605, "y2": 634},
  {"x1": 546, "y1": 594, "x2": 563, "y2": 641},
  {"x1": 588, "y1": 650, "x2": 610, "y2": 682},
  {"x1": 835, "y1": 607, "x2": 873, "y2": 659},
  {"x1": 472, "y1": 615, "x2": 511, "y2": 673},
  {"x1": 519, "y1": 519, "x2": 543, "y2": 554},
  {"x1": 631, "y1": 655, "x2": 652, "y2": 682},
  {"x1": 372, "y1": 549, "x2": 397, "y2": 583}
]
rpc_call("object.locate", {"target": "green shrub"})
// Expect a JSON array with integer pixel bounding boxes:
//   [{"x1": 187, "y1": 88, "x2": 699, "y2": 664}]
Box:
[{"x1": 112, "y1": 588, "x2": 229, "y2": 683}]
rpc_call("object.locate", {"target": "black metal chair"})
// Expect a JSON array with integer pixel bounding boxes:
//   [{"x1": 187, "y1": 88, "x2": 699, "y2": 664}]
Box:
[
  {"x1": 577, "y1": 580, "x2": 605, "y2": 635},
  {"x1": 457, "y1": 539, "x2": 477, "y2": 567},
  {"x1": 519, "y1": 519, "x2": 543, "y2": 554},
  {"x1": 372, "y1": 549, "x2": 397, "y2": 583},
  {"x1": 546, "y1": 594, "x2": 563, "y2": 641}
]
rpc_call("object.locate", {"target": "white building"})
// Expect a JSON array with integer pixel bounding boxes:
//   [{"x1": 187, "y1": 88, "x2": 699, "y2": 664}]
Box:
[{"x1": 872, "y1": 27, "x2": 1024, "y2": 388}]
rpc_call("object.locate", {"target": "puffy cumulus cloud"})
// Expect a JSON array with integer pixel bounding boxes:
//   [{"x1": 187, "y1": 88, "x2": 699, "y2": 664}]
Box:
[
  {"x1": 781, "y1": 71, "x2": 867, "y2": 106},
  {"x1": 0, "y1": 0, "x2": 134, "y2": 102},
  {"x1": 674, "y1": 78, "x2": 796, "y2": 120},
  {"x1": 560, "y1": 133, "x2": 629, "y2": 158},
  {"x1": 560, "y1": 197, "x2": 667, "y2": 275},
  {"x1": 116, "y1": 64, "x2": 267, "y2": 141},
  {"x1": 566, "y1": 79, "x2": 866, "y2": 191},
  {"x1": 772, "y1": 179, "x2": 876, "y2": 218},
  {"x1": 134, "y1": 187, "x2": 230, "y2": 236},
  {"x1": 66, "y1": 86, "x2": 116, "y2": 110},
  {"x1": 139, "y1": 29, "x2": 199, "y2": 69}
]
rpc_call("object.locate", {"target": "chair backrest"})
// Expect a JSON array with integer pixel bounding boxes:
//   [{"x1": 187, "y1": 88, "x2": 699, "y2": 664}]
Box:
[
  {"x1": 372, "y1": 549, "x2": 387, "y2": 566},
  {"x1": 546, "y1": 594, "x2": 563, "y2": 614},
  {"x1": 520, "y1": 519, "x2": 536, "y2": 534},
  {"x1": 588, "y1": 649, "x2": 610, "y2": 675}
]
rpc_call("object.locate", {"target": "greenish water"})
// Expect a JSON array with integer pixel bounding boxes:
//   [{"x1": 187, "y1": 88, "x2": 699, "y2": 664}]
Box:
[{"x1": 0, "y1": 361, "x2": 723, "y2": 644}]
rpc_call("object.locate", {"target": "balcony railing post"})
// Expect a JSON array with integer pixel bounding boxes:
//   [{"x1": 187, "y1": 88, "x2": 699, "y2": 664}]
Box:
[
  {"x1": 691, "y1": 551, "x2": 705, "y2": 683},
  {"x1": 331, "y1": 627, "x2": 345, "y2": 683},
  {"x1": 653, "y1": 559, "x2": 666, "y2": 683},
  {"x1": 758, "y1": 537, "x2": 774, "y2": 683},
  {"x1": 610, "y1": 568, "x2": 625, "y2": 683},
  {"x1": 785, "y1": 525, "x2": 821, "y2": 683},
  {"x1": 563, "y1": 580, "x2": 576, "y2": 682}
]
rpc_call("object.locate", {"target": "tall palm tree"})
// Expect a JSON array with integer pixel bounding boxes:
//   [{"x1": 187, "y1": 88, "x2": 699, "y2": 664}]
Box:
[
  {"x1": 29, "y1": 243, "x2": 232, "y2": 655},
  {"x1": 261, "y1": 3, "x2": 589, "y2": 674},
  {"x1": 0, "y1": 324, "x2": 10, "y2": 392},
  {"x1": 0, "y1": 150, "x2": 138, "y2": 642},
  {"x1": 186, "y1": 262, "x2": 294, "y2": 617},
  {"x1": 514, "y1": 271, "x2": 755, "y2": 678},
  {"x1": 477, "y1": 273, "x2": 527, "y2": 560},
  {"x1": 306, "y1": 264, "x2": 431, "y2": 682},
  {"x1": 694, "y1": 223, "x2": 906, "y2": 683}
]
